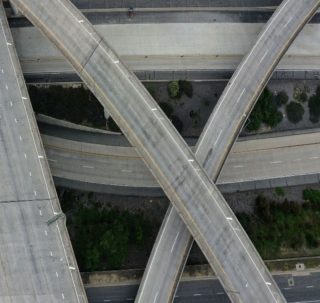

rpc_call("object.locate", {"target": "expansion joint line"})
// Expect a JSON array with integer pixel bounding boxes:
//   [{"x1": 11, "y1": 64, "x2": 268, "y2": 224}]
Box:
[{"x1": 80, "y1": 37, "x2": 103, "y2": 73}]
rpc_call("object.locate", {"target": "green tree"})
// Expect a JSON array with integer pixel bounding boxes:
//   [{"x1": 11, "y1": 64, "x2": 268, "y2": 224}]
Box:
[
  {"x1": 286, "y1": 101, "x2": 304, "y2": 124},
  {"x1": 179, "y1": 80, "x2": 193, "y2": 98},
  {"x1": 275, "y1": 91, "x2": 288, "y2": 106},
  {"x1": 308, "y1": 94, "x2": 320, "y2": 123},
  {"x1": 167, "y1": 81, "x2": 181, "y2": 99}
]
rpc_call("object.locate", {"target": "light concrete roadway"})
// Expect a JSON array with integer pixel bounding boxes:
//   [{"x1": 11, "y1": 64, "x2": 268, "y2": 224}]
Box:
[
  {"x1": 41, "y1": 130, "x2": 320, "y2": 194},
  {"x1": 0, "y1": 3, "x2": 87, "y2": 303},
  {"x1": 136, "y1": 1, "x2": 320, "y2": 302},
  {"x1": 10, "y1": 22, "x2": 320, "y2": 75},
  {"x1": 85, "y1": 271, "x2": 320, "y2": 303},
  {"x1": 12, "y1": 0, "x2": 283, "y2": 302}
]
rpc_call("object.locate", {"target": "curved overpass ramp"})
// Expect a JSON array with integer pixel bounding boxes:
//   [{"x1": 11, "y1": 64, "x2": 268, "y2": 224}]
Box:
[
  {"x1": 41, "y1": 130, "x2": 320, "y2": 194},
  {"x1": 12, "y1": 0, "x2": 283, "y2": 302},
  {"x1": 136, "y1": 1, "x2": 320, "y2": 302}
]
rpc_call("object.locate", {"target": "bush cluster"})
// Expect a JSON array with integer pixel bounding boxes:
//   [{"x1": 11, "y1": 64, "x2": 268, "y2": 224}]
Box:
[
  {"x1": 167, "y1": 80, "x2": 193, "y2": 99},
  {"x1": 237, "y1": 193, "x2": 320, "y2": 258},
  {"x1": 286, "y1": 101, "x2": 304, "y2": 124},
  {"x1": 28, "y1": 85, "x2": 106, "y2": 128},
  {"x1": 246, "y1": 88, "x2": 283, "y2": 131},
  {"x1": 308, "y1": 86, "x2": 320, "y2": 123},
  {"x1": 66, "y1": 203, "x2": 151, "y2": 271}
]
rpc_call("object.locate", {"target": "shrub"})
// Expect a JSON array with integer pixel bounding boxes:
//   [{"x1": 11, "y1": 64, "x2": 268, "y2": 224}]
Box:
[
  {"x1": 275, "y1": 187, "x2": 285, "y2": 197},
  {"x1": 167, "y1": 81, "x2": 181, "y2": 99},
  {"x1": 275, "y1": 91, "x2": 288, "y2": 106},
  {"x1": 179, "y1": 80, "x2": 193, "y2": 98},
  {"x1": 246, "y1": 88, "x2": 282, "y2": 131},
  {"x1": 300, "y1": 92, "x2": 308, "y2": 103},
  {"x1": 286, "y1": 101, "x2": 304, "y2": 124},
  {"x1": 28, "y1": 85, "x2": 106, "y2": 128},
  {"x1": 308, "y1": 94, "x2": 320, "y2": 123},
  {"x1": 303, "y1": 188, "x2": 320, "y2": 204}
]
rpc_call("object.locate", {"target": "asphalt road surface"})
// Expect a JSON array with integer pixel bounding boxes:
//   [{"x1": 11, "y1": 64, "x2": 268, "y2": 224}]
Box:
[
  {"x1": 0, "y1": 4, "x2": 87, "y2": 302},
  {"x1": 40, "y1": 130, "x2": 320, "y2": 194},
  {"x1": 85, "y1": 272, "x2": 320, "y2": 303}
]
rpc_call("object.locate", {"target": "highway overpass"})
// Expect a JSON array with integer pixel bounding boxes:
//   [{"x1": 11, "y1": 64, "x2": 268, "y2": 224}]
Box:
[
  {"x1": 0, "y1": 3, "x2": 87, "y2": 302},
  {"x1": 11, "y1": 0, "x2": 282, "y2": 302},
  {"x1": 40, "y1": 128, "x2": 320, "y2": 195},
  {"x1": 136, "y1": 0, "x2": 320, "y2": 302}
]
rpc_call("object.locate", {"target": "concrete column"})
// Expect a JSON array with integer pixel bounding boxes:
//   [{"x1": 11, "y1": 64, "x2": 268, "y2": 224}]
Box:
[{"x1": 9, "y1": 1, "x2": 20, "y2": 16}]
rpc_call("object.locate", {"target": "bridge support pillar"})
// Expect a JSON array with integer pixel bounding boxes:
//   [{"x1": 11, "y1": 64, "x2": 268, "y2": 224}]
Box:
[{"x1": 9, "y1": 1, "x2": 20, "y2": 16}]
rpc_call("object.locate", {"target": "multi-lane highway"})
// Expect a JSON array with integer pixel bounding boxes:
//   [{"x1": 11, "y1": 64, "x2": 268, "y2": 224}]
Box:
[
  {"x1": 11, "y1": 0, "x2": 283, "y2": 302},
  {"x1": 40, "y1": 129, "x2": 320, "y2": 195},
  {"x1": 11, "y1": 21, "x2": 320, "y2": 76},
  {"x1": 0, "y1": 3, "x2": 87, "y2": 302},
  {"x1": 85, "y1": 271, "x2": 320, "y2": 303},
  {"x1": 136, "y1": 1, "x2": 320, "y2": 302}
]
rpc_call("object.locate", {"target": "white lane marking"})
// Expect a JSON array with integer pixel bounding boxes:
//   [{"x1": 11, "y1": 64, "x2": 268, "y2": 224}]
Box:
[
  {"x1": 121, "y1": 169, "x2": 132, "y2": 173},
  {"x1": 34, "y1": 191, "x2": 37, "y2": 196},
  {"x1": 236, "y1": 88, "x2": 246, "y2": 104},
  {"x1": 306, "y1": 285, "x2": 314, "y2": 288},
  {"x1": 309, "y1": 156, "x2": 319, "y2": 160},
  {"x1": 171, "y1": 232, "x2": 180, "y2": 253},
  {"x1": 24, "y1": 153, "x2": 27, "y2": 159},
  {"x1": 266, "y1": 282, "x2": 272, "y2": 286},
  {"x1": 270, "y1": 161, "x2": 282, "y2": 164},
  {"x1": 19, "y1": 136, "x2": 22, "y2": 141},
  {"x1": 284, "y1": 17, "x2": 292, "y2": 28},
  {"x1": 188, "y1": 159, "x2": 194, "y2": 162},
  {"x1": 213, "y1": 130, "x2": 222, "y2": 146},
  {"x1": 193, "y1": 293, "x2": 202, "y2": 296},
  {"x1": 114, "y1": 60, "x2": 119, "y2": 64},
  {"x1": 233, "y1": 165, "x2": 244, "y2": 168},
  {"x1": 39, "y1": 209, "x2": 42, "y2": 216},
  {"x1": 226, "y1": 217, "x2": 233, "y2": 221},
  {"x1": 29, "y1": 171, "x2": 32, "y2": 177},
  {"x1": 216, "y1": 292, "x2": 224, "y2": 295},
  {"x1": 38, "y1": 155, "x2": 44, "y2": 159},
  {"x1": 283, "y1": 288, "x2": 291, "y2": 290},
  {"x1": 259, "y1": 51, "x2": 268, "y2": 63},
  {"x1": 5, "y1": 84, "x2": 8, "y2": 90},
  {"x1": 44, "y1": 230, "x2": 48, "y2": 236},
  {"x1": 10, "y1": 101, "x2": 13, "y2": 107},
  {"x1": 82, "y1": 165, "x2": 94, "y2": 169},
  {"x1": 69, "y1": 266, "x2": 76, "y2": 270},
  {"x1": 56, "y1": 272, "x2": 59, "y2": 278},
  {"x1": 78, "y1": 19, "x2": 84, "y2": 23},
  {"x1": 14, "y1": 118, "x2": 17, "y2": 123},
  {"x1": 1, "y1": 68, "x2": 3, "y2": 74},
  {"x1": 50, "y1": 251, "x2": 53, "y2": 257},
  {"x1": 151, "y1": 108, "x2": 157, "y2": 111},
  {"x1": 62, "y1": 293, "x2": 65, "y2": 300},
  {"x1": 21, "y1": 96, "x2": 27, "y2": 100},
  {"x1": 6, "y1": 42, "x2": 12, "y2": 46},
  {"x1": 152, "y1": 292, "x2": 159, "y2": 303}
]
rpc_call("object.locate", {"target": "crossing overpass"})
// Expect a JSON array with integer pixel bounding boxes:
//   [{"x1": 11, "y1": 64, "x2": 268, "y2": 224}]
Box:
[
  {"x1": 0, "y1": 3, "x2": 87, "y2": 302},
  {"x1": 11, "y1": 0, "x2": 285, "y2": 301}
]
